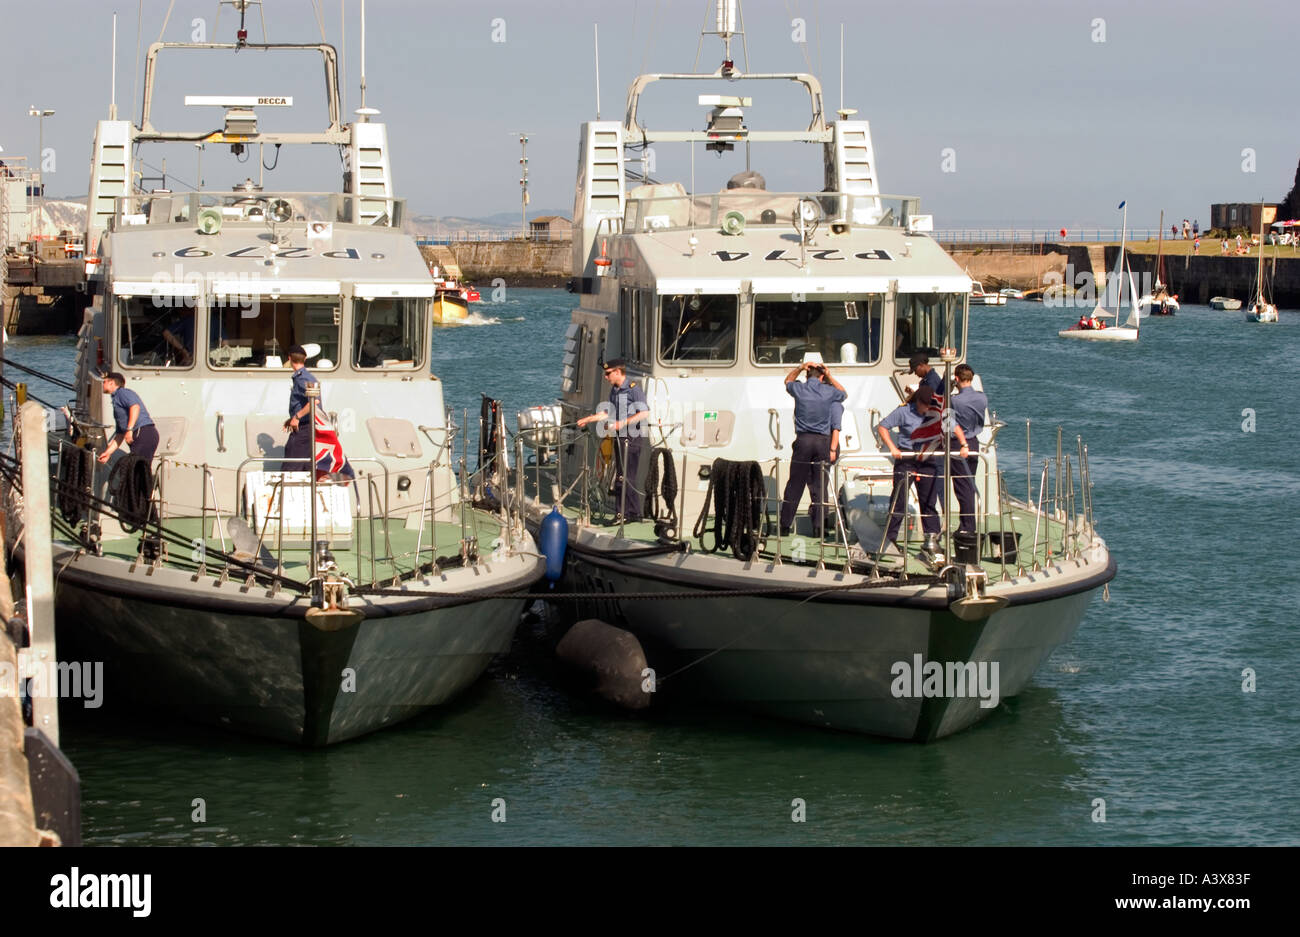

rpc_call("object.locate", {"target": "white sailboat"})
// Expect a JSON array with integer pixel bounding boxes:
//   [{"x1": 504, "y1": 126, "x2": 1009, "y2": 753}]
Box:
[
  {"x1": 1060, "y1": 200, "x2": 1141, "y2": 341},
  {"x1": 1246, "y1": 204, "x2": 1279, "y2": 323},
  {"x1": 1137, "y1": 210, "x2": 1178, "y2": 315}
]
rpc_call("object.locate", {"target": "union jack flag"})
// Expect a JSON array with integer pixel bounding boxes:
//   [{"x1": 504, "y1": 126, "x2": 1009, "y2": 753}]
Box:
[
  {"x1": 313, "y1": 406, "x2": 355, "y2": 479},
  {"x1": 911, "y1": 402, "x2": 944, "y2": 461}
]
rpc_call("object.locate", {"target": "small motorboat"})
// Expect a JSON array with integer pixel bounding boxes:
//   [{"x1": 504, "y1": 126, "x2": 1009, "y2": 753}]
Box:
[
  {"x1": 970, "y1": 280, "x2": 1007, "y2": 305},
  {"x1": 1210, "y1": 296, "x2": 1242, "y2": 311}
]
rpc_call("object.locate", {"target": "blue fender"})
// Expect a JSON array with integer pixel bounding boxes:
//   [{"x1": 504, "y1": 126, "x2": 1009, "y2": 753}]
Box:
[{"x1": 539, "y1": 505, "x2": 569, "y2": 583}]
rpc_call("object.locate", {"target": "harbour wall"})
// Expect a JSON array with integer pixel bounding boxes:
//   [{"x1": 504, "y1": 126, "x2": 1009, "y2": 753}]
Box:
[
  {"x1": 420, "y1": 240, "x2": 571, "y2": 287},
  {"x1": 1108, "y1": 248, "x2": 1300, "y2": 306},
  {"x1": 947, "y1": 243, "x2": 1300, "y2": 305}
]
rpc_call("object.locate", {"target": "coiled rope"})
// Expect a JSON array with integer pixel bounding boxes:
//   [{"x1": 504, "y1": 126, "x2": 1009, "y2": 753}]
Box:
[
  {"x1": 644, "y1": 446, "x2": 679, "y2": 541},
  {"x1": 106, "y1": 455, "x2": 154, "y2": 533},
  {"x1": 692, "y1": 458, "x2": 768, "y2": 561},
  {"x1": 56, "y1": 445, "x2": 93, "y2": 523}
]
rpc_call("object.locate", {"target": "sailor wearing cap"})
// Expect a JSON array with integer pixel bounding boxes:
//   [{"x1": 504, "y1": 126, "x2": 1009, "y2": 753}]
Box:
[
  {"x1": 948, "y1": 363, "x2": 988, "y2": 534},
  {"x1": 778, "y1": 358, "x2": 847, "y2": 537},
  {"x1": 876, "y1": 384, "x2": 946, "y2": 554},
  {"x1": 576, "y1": 358, "x2": 650, "y2": 522},
  {"x1": 96, "y1": 372, "x2": 159, "y2": 467},
  {"x1": 283, "y1": 344, "x2": 316, "y2": 470},
  {"x1": 909, "y1": 353, "x2": 946, "y2": 400}
]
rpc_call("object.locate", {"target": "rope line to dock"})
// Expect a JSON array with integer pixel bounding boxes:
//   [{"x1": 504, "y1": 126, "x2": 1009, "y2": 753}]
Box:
[
  {"x1": 0, "y1": 356, "x2": 77, "y2": 391},
  {"x1": 352, "y1": 574, "x2": 944, "y2": 603}
]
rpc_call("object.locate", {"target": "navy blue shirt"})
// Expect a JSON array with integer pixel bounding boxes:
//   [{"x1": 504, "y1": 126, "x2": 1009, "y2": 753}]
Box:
[
  {"x1": 919, "y1": 368, "x2": 945, "y2": 398},
  {"x1": 878, "y1": 401, "x2": 928, "y2": 452},
  {"x1": 289, "y1": 366, "x2": 316, "y2": 418},
  {"x1": 110, "y1": 386, "x2": 154, "y2": 435},
  {"x1": 786, "y1": 378, "x2": 847, "y2": 435},
  {"x1": 950, "y1": 386, "x2": 988, "y2": 442},
  {"x1": 829, "y1": 400, "x2": 844, "y2": 432},
  {"x1": 607, "y1": 379, "x2": 648, "y2": 438}
]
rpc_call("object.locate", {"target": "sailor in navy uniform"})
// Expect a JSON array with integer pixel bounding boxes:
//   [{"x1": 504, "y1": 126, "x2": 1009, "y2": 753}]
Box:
[
  {"x1": 909, "y1": 353, "x2": 946, "y2": 400},
  {"x1": 576, "y1": 358, "x2": 650, "y2": 521},
  {"x1": 779, "y1": 360, "x2": 847, "y2": 536},
  {"x1": 283, "y1": 345, "x2": 317, "y2": 471},
  {"x1": 948, "y1": 363, "x2": 988, "y2": 534}
]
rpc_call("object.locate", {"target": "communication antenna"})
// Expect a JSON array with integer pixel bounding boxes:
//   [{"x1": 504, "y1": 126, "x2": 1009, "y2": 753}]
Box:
[
  {"x1": 110, "y1": 12, "x2": 118, "y2": 120},
  {"x1": 215, "y1": 0, "x2": 267, "y2": 46},
  {"x1": 699, "y1": 0, "x2": 748, "y2": 75},
  {"x1": 593, "y1": 24, "x2": 601, "y2": 119},
  {"x1": 359, "y1": 0, "x2": 367, "y2": 111}
]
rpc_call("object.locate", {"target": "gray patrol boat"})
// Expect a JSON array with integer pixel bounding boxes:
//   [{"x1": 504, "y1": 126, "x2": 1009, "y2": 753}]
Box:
[
  {"x1": 3, "y1": 13, "x2": 542, "y2": 745},
  {"x1": 510, "y1": 3, "x2": 1116, "y2": 740}
]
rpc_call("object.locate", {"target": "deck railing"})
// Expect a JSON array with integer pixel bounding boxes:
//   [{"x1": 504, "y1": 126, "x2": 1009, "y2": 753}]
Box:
[
  {"x1": 44, "y1": 414, "x2": 522, "y2": 590},
  {"x1": 513, "y1": 413, "x2": 1098, "y2": 580}
]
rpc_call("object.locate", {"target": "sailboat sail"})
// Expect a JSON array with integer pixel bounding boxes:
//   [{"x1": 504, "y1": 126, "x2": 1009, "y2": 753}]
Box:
[
  {"x1": 1123, "y1": 265, "x2": 1141, "y2": 329},
  {"x1": 1102, "y1": 246, "x2": 1124, "y2": 312}
]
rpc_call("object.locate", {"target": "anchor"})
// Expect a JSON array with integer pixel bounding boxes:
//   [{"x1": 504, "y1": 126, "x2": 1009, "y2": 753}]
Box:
[
  {"x1": 948, "y1": 566, "x2": 1009, "y2": 622},
  {"x1": 305, "y1": 545, "x2": 363, "y2": 632}
]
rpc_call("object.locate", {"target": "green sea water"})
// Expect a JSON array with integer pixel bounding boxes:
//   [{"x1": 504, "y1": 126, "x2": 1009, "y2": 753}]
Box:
[{"x1": 9, "y1": 290, "x2": 1299, "y2": 845}]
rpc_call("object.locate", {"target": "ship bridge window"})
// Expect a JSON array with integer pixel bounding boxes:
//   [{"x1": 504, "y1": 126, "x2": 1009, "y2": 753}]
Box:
[
  {"x1": 659, "y1": 294, "x2": 737, "y2": 364},
  {"x1": 751, "y1": 295, "x2": 883, "y2": 365},
  {"x1": 207, "y1": 297, "x2": 340, "y2": 369},
  {"x1": 894, "y1": 292, "x2": 966, "y2": 361},
  {"x1": 116, "y1": 299, "x2": 196, "y2": 370},
  {"x1": 354, "y1": 297, "x2": 428, "y2": 369},
  {"x1": 618, "y1": 288, "x2": 655, "y2": 365}
]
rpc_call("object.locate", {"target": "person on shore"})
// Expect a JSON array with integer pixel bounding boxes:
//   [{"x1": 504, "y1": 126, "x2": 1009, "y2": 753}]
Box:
[
  {"x1": 908, "y1": 353, "x2": 945, "y2": 400},
  {"x1": 97, "y1": 373, "x2": 160, "y2": 467},
  {"x1": 1193, "y1": 220, "x2": 1200, "y2": 238},
  {"x1": 283, "y1": 345, "x2": 316, "y2": 472},
  {"x1": 577, "y1": 358, "x2": 649, "y2": 522},
  {"x1": 778, "y1": 360, "x2": 847, "y2": 536},
  {"x1": 948, "y1": 364, "x2": 988, "y2": 535},
  {"x1": 1194, "y1": 237, "x2": 1200, "y2": 255},
  {"x1": 1221, "y1": 238, "x2": 1230, "y2": 256}
]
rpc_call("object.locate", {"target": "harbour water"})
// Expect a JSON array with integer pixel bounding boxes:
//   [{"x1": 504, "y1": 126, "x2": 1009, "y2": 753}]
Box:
[{"x1": 7, "y1": 291, "x2": 1299, "y2": 845}]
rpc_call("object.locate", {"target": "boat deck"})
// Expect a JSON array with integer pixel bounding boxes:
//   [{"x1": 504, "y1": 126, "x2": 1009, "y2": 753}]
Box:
[
  {"x1": 87, "y1": 511, "x2": 510, "y2": 586},
  {"x1": 535, "y1": 498, "x2": 1081, "y2": 580}
]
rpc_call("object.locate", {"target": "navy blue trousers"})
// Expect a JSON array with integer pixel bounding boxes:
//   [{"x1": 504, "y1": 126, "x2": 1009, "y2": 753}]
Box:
[
  {"x1": 780, "y1": 432, "x2": 832, "y2": 532},
  {"x1": 885, "y1": 459, "x2": 941, "y2": 542},
  {"x1": 612, "y1": 435, "x2": 648, "y2": 519},
  {"x1": 949, "y1": 443, "x2": 980, "y2": 533}
]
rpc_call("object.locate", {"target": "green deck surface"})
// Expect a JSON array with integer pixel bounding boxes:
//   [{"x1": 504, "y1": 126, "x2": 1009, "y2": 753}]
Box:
[
  {"x1": 541, "y1": 498, "x2": 1083, "y2": 579},
  {"x1": 93, "y1": 510, "x2": 508, "y2": 586}
]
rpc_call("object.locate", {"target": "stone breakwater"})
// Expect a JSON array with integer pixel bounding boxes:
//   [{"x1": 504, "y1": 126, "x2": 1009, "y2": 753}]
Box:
[
  {"x1": 420, "y1": 240, "x2": 571, "y2": 287},
  {"x1": 947, "y1": 243, "x2": 1300, "y2": 305}
]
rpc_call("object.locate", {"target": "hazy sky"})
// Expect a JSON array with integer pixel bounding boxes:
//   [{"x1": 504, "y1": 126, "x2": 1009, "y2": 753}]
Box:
[{"x1": 1, "y1": 0, "x2": 1296, "y2": 230}]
